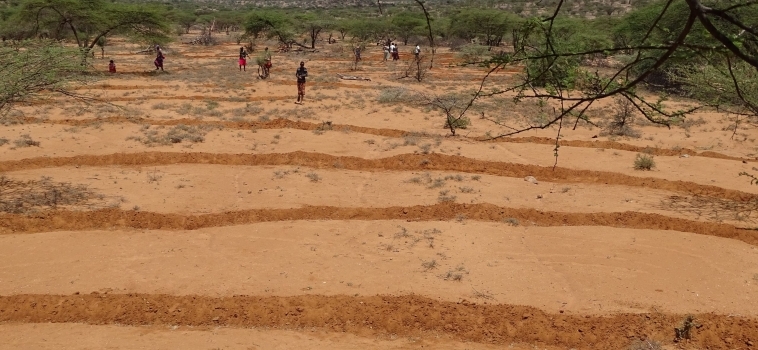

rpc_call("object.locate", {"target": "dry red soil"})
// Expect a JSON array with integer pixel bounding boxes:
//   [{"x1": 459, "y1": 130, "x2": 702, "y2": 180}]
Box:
[{"x1": 2, "y1": 38, "x2": 758, "y2": 349}]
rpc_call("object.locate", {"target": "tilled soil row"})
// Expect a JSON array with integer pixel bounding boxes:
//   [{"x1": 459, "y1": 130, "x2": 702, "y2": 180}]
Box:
[
  {"x1": 2, "y1": 203, "x2": 756, "y2": 245},
  {"x1": 18, "y1": 117, "x2": 747, "y2": 161},
  {"x1": 0, "y1": 293, "x2": 755, "y2": 350},
  {"x1": 0, "y1": 151, "x2": 753, "y2": 201}
]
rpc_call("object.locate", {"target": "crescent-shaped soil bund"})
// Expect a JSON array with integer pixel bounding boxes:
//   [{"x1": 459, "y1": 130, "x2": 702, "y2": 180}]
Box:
[
  {"x1": 1, "y1": 151, "x2": 754, "y2": 202},
  {"x1": 22, "y1": 117, "x2": 748, "y2": 162},
  {"x1": 2, "y1": 204, "x2": 757, "y2": 246},
  {"x1": 0, "y1": 293, "x2": 754, "y2": 350}
]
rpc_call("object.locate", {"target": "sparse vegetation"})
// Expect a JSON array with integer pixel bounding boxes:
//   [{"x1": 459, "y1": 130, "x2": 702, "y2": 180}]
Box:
[
  {"x1": 627, "y1": 339, "x2": 662, "y2": 350},
  {"x1": 0, "y1": 176, "x2": 115, "y2": 214},
  {"x1": 438, "y1": 190, "x2": 456, "y2": 203},
  {"x1": 603, "y1": 98, "x2": 641, "y2": 138},
  {"x1": 633, "y1": 154, "x2": 656, "y2": 171},
  {"x1": 126, "y1": 124, "x2": 219, "y2": 146},
  {"x1": 421, "y1": 259, "x2": 437, "y2": 270},
  {"x1": 306, "y1": 172, "x2": 321, "y2": 182},
  {"x1": 13, "y1": 134, "x2": 40, "y2": 148},
  {"x1": 674, "y1": 316, "x2": 697, "y2": 341},
  {"x1": 503, "y1": 217, "x2": 520, "y2": 226}
]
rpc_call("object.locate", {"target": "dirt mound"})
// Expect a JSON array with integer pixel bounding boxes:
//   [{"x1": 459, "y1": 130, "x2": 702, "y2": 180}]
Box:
[
  {"x1": 0, "y1": 293, "x2": 754, "y2": 350},
  {"x1": 1, "y1": 151, "x2": 754, "y2": 202},
  {"x1": 485, "y1": 136, "x2": 746, "y2": 161},
  {"x1": 22, "y1": 117, "x2": 749, "y2": 162},
  {"x1": 1, "y1": 203, "x2": 756, "y2": 245}
]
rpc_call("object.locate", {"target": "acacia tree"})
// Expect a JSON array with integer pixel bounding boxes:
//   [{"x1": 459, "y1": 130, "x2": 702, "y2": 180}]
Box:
[
  {"x1": 391, "y1": 12, "x2": 425, "y2": 45},
  {"x1": 448, "y1": 8, "x2": 514, "y2": 48},
  {"x1": 471, "y1": 0, "x2": 757, "y2": 143},
  {"x1": 244, "y1": 11, "x2": 301, "y2": 48},
  {"x1": 0, "y1": 40, "x2": 87, "y2": 122},
  {"x1": 296, "y1": 14, "x2": 333, "y2": 49},
  {"x1": 18, "y1": 0, "x2": 170, "y2": 59}
]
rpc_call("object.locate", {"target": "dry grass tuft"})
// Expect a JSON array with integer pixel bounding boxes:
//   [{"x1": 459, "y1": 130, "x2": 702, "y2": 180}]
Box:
[{"x1": 0, "y1": 176, "x2": 118, "y2": 214}]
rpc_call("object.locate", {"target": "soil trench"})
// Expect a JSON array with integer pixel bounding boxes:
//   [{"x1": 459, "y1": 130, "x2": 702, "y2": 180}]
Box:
[
  {"x1": 0, "y1": 151, "x2": 754, "y2": 202},
  {"x1": 19, "y1": 116, "x2": 748, "y2": 162},
  {"x1": 0, "y1": 293, "x2": 755, "y2": 350},
  {"x1": 1, "y1": 203, "x2": 756, "y2": 246}
]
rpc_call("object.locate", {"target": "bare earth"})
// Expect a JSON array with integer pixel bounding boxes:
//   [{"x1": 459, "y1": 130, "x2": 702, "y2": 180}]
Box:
[{"x1": 2, "y1": 37, "x2": 758, "y2": 349}]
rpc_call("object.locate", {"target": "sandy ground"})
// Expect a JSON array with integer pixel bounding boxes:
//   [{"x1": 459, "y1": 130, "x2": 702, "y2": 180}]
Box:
[
  {"x1": 2, "y1": 36, "x2": 758, "y2": 349},
  {"x1": 1, "y1": 222, "x2": 757, "y2": 316},
  {"x1": 0, "y1": 323, "x2": 530, "y2": 350}
]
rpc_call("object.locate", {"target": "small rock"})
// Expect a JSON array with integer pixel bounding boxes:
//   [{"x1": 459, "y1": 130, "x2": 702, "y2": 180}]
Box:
[
  {"x1": 524, "y1": 176, "x2": 538, "y2": 184},
  {"x1": 536, "y1": 194, "x2": 543, "y2": 199},
  {"x1": 744, "y1": 160, "x2": 748, "y2": 164},
  {"x1": 212, "y1": 316, "x2": 220, "y2": 321},
  {"x1": 748, "y1": 340, "x2": 754, "y2": 347},
  {"x1": 522, "y1": 314, "x2": 530, "y2": 320},
  {"x1": 680, "y1": 154, "x2": 690, "y2": 158},
  {"x1": 402, "y1": 209, "x2": 408, "y2": 214}
]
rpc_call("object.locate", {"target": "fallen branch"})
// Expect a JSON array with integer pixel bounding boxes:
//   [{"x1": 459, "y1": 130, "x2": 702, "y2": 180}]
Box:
[{"x1": 337, "y1": 73, "x2": 371, "y2": 81}]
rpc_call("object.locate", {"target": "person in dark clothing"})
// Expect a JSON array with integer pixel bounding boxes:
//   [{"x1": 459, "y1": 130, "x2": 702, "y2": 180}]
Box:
[
  {"x1": 295, "y1": 61, "x2": 308, "y2": 104},
  {"x1": 154, "y1": 45, "x2": 164, "y2": 71}
]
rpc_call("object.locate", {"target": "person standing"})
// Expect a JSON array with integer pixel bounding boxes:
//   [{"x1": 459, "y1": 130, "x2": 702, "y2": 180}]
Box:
[
  {"x1": 263, "y1": 47, "x2": 272, "y2": 77},
  {"x1": 154, "y1": 45, "x2": 165, "y2": 71},
  {"x1": 414, "y1": 44, "x2": 421, "y2": 61},
  {"x1": 108, "y1": 60, "x2": 116, "y2": 73},
  {"x1": 383, "y1": 44, "x2": 389, "y2": 62},
  {"x1": 295, "y1": 61, "x2": 308, "y2": 104},
  {"x1": 239, "y1": 47, "x2": 248, "y2": 71},
  {"x1": 354, "y1": 45, "x2": 362, "y2": 62}
]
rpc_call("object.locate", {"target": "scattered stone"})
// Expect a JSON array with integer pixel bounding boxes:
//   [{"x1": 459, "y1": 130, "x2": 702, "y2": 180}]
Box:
[
  {"x1": 524, "y1": 176, "x2": 538, "y2": 184},
  {"x1": 680, "y1": 154, "x2": 690, "y2": 158},
  {"x1": 536, "y1": 194, "x2": 543, "y2": 199}
]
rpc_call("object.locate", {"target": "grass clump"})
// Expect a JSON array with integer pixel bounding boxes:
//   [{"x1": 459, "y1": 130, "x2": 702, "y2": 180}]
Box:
[
  {"x1": 421, "y1": 260, "x2": 438, "y2": 270},
  {"x1": 503, "y1": 217, "x2": 520, "y2": 226},
  {"x1": 127, "y1": 124, "x2": 218, "y2": 146},
  {"x1": 627, "y1": 339, "x2": 662, "y2": 350},
  {"x1": 13, "y1": 134, "x2": 40, "y2": 147},
  {"x1": 377, "y1": 87, "x2": 418, "y2": 104},
  {"x1": 444, "y1": 116, "x2": 470, "y2": 130},
  {"x1": 0, "y1": 176, "x2": 115, "y2": 214},
  {"x1": 633, "y1": 154, "x2": 656, "y2": 170},
  {"x1": 306, "y1": 172, "x2": 321, "y2": 182},
  {"x1": 438, "y1": 190, "x2": 457, "y2": 203}
]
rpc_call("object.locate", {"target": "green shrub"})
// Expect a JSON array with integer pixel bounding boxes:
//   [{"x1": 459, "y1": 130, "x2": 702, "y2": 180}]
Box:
[
  {"x1": 445, "y1": 116, "x2": 470, "y2": 130},
  {"x1": 633, "y1": 154, "x2": 655, "y2": 170}
]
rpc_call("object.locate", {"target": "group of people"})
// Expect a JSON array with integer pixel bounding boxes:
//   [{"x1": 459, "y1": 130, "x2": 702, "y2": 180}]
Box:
[
  {"x1": 383, "y1": 42, "x2": 421, "y2": 62},
  {"x1": 112, "y1": 42, "x2": 442, "y2": 104},
  {"x1": 238, "y1": 46, "x2": 272, "y2": 77},
  {"x1": 239, "y1": 46, "x2": 307, "y2": 104}
]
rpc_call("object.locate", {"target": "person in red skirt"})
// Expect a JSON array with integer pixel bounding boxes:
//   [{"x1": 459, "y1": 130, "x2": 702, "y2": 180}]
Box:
[{"x1": 239, "y1": 47, "x2": 248, "y2": 71}]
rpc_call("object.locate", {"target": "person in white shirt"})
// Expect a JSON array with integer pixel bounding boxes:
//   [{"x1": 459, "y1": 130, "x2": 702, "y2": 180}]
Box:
[{"x1": 414, "y1": 44, "x2": 421, "y2": 61}]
